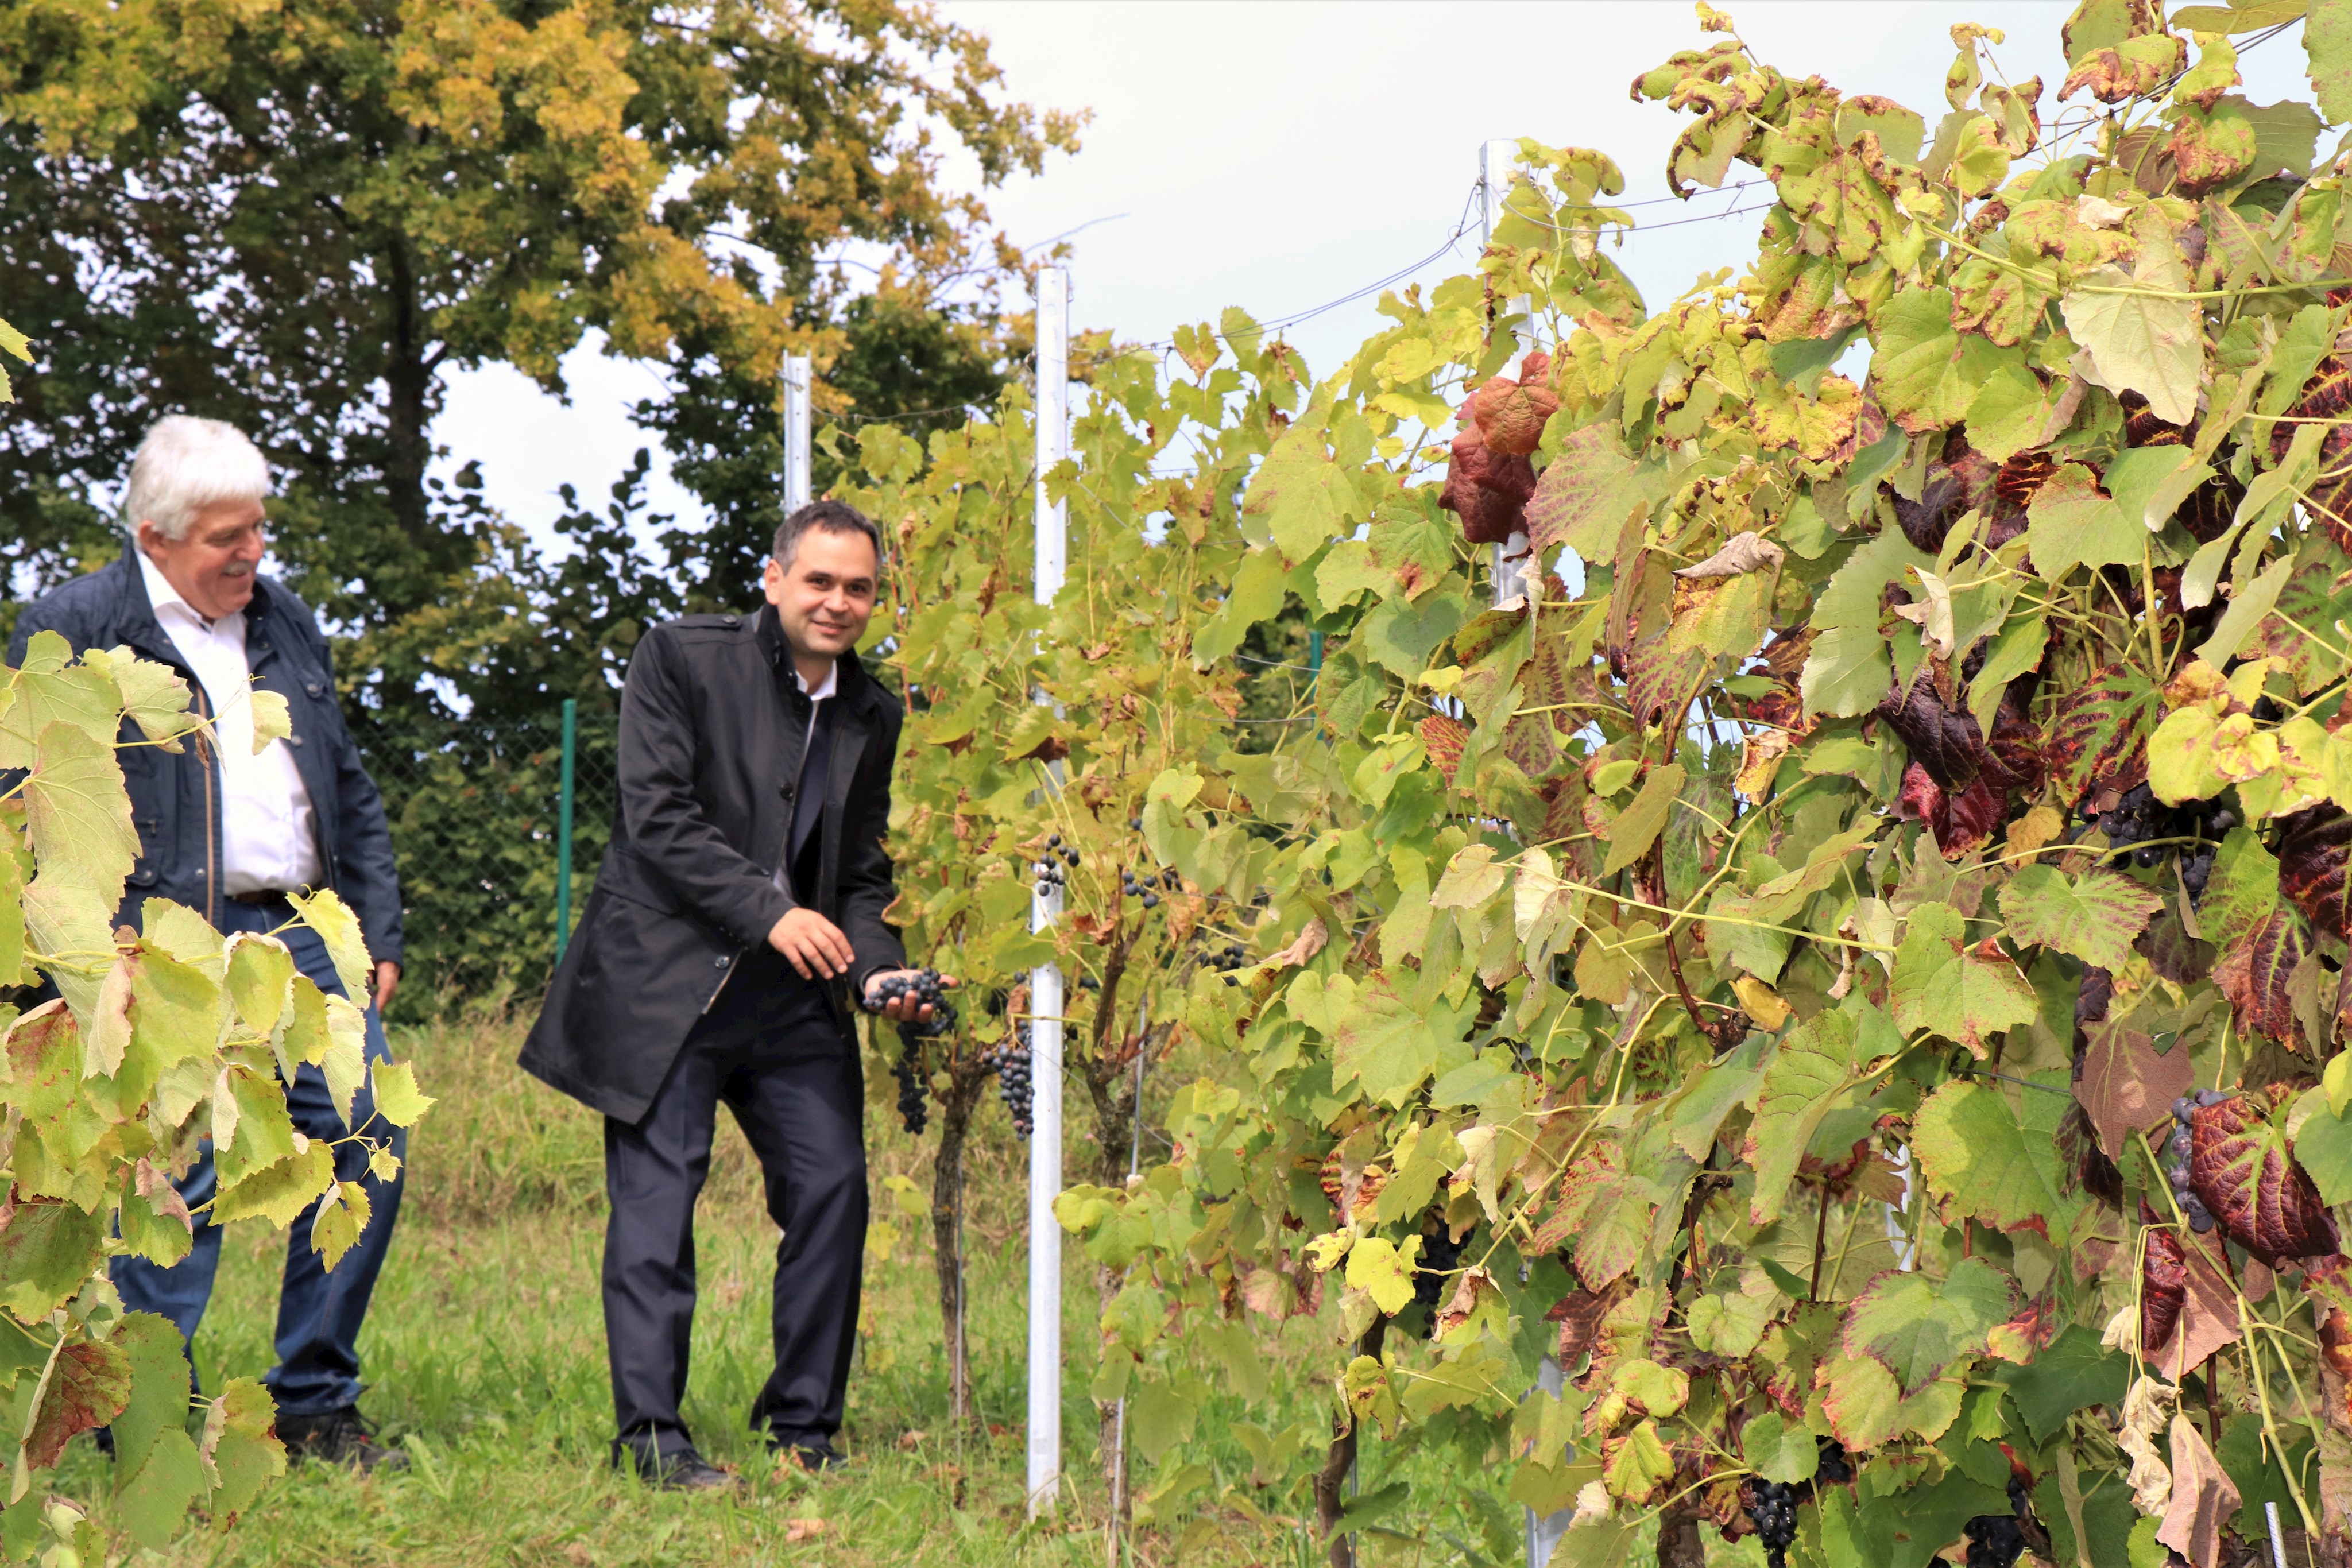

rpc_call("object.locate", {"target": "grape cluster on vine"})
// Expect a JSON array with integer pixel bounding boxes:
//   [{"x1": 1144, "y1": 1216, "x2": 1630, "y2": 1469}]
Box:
[
  {"x1": 1123, "y1": 865, "x2": 1177, "y2": 908},
  {"x1": 1031, "y1": 834, "x2": 1079, "y2": 899},
  {"x1": 993, "y1": 1025, "x2": 1034, "y2": 1137},
  {"x1": 1409, "y1": 1224, "x2": 1468, "y2": 1338},
  {"x1": 1745, "y1": 1481, "x2": 1801, "y2": 1568},
  {"x1": 1741, "y1": 1441, "x2": 1851, "y2": 1567},
  {"x1": 2082, "y1": 784, "x2": 2233, "y2": 892},
  {"x1": 1960, "y1": 1476, "x2": 2040, "y2": 1568},
  {"x1": 2165, "y1": 1090, "x2": 2225, "y2": 1233},
  {"x1": 890, "y1": 1042, "x2": 927, "y2": 1136}
]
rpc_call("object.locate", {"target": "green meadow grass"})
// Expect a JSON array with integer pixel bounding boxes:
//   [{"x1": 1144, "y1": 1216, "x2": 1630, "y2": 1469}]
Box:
[{"x1": 36, "y1": 1012, "x2": 1530, "y2": 1567}]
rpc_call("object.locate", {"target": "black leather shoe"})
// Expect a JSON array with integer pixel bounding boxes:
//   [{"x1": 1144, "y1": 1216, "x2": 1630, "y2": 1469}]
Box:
[
  {"x1": 278, "y1": 1406, "x2": 408, "y2": 1474},
  {"x1": 779, "y1": 1439, "x2": 852, "y2": 1474},
  {"x1": 620, "y1": 1443, "x2": 740, "y2": 1491}
]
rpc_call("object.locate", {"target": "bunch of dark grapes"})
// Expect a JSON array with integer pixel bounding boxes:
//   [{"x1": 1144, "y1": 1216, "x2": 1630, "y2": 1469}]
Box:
[
  {"x1": 1962, "y1": 1514, "x2": 2026, "y2": 1568},
  {"x1": 890, "y1": 1040, "x2": 928, "y2": 1135},
  {"x1": 1409, "y1": 1225, "x2": 1469, "y2": 1337},
  {"x1": 993, "y1": 1025, "x2": 1035, "y2": 1137},
  {"x1": 862, "y1": 968, "x2": 957, "y2": 1033},
  {"x1": 1744, "y1": 1481, "x2": 1801, "y2": 1568},
  {"x1": 1814, "y1": 1439, "x2": 1851, "y2": 1485},
  {"x1": 2082, "y1": 784, "x2": 2235, "y2": 892},
  {"x1": 2165, "y1": 1090, "x2": 2224, "y2": 1233},
  {"x1": 1122, "y1": 865, "x2": 1179, "y2": 909},
  {"x1": 1031, "y1": 834, "x2": 1080, "y2": 899}
]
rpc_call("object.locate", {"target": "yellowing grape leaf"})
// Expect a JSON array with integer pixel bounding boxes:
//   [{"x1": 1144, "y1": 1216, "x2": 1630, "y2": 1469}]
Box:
[
  {"x1": 1996, "y1": 864, "x2": 2164, "y2": 970},
  {"x1": 1913, "y1": 1078, "x2": 2084, "y2": 1246},
  {"x1": 1890, "y1": 902, "x2": 2038, "y2": 1057}
]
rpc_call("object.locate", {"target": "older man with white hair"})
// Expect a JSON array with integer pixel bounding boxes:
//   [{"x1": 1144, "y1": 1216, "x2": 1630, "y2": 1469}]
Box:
[{"x1": 7, "y1": 415, "x2": 409, "y2": 1472}]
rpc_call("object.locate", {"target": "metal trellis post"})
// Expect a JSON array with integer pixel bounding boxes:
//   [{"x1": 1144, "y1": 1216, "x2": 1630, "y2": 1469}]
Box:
[
  {"x1": 554, "y1": 697, "x2": 577, "y2": 959},
  {"x1": 1482, "y1": 138, "x2": 1535, "y2": 610},
  {"x1": 783, "y1": 355, "x2": 813, "y2": 516},
  {"x1": 1488, "y1": 137, "x2": 1569, "y2": 1568},
  {"x1": 1027, "y1": 263, "x2": 1070, "y2": 1520}
]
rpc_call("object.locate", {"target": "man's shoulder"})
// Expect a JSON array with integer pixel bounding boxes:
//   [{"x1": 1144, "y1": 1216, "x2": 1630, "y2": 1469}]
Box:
[
  {"x1": 16, "y1": 556, "x2": 133, "y2": 644},
  {"x1": 647, "y1": 611, "x2": 756, "y2": 644},
  {"x1": 254, "y1": 576, "x2": 322, "y2": 633}
]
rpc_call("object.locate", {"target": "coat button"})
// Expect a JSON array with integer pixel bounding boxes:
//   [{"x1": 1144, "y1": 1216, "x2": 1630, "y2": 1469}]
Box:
[
  {"x1": 715, "y1": 957, "x2": 729, "y2": 968},
  {"x1": 780, "y1": 783, "x2": 795, "y2": 801}
]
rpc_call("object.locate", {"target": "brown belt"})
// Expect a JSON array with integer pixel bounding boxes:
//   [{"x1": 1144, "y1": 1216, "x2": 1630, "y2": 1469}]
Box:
[{"x1": 226, "y1": 888, "x2": 303, "y2": 906}]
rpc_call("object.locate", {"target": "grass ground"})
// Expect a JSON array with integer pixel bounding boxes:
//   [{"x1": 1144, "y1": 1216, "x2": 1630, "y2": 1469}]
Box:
[{"x1": 35, "y1": 1011, "x2": 1533, "y2": 1567}]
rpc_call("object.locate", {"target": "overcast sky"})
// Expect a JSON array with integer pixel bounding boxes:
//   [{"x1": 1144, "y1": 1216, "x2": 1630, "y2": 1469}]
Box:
[{"x1": 434, "y1": 1, "x2": 2322, "y2": 553}]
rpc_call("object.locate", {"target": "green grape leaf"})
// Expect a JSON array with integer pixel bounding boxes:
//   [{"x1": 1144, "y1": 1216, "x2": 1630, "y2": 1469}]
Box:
[
  {"x1": 2310, "y1": 0, "x2": 2352, "y2": 124},
  {"x1": 2026, "y1": 462, "x2": 2145, "y2": 581},
  {"x1": 1523, "y1": 425, "x2": 1649, "y2": 559},
  {"x1": 1987, "y1": 1324, "x2": 2133, "y2": 1443},
  {"x1": 223, "y1": 936, "x2": 294, "y2": 1040},
  {"x1": 0, "y1": 1198, "x2": 107, "y2": 1321},
  {"x1": 2061, "y1": 264, "x2": 2203, "y2": 426},
  {"x1": 1913, "y1": 1078, "x2": 2085, "y2": 1246},
  {"x1": 115, "y1": 1428, "x2": 205, "y2": 1551},
  {"x1": 199, "y1": 1377, "x2": 285, "y2": 1526},
  {"x1": 1743, "y1": 1006, "x2": 1862, "y2": 1226},
  {"x1": 1600, "y1": 763, "x2": 1685, "y2": 876},
  {"x1": 107, "y1": 1312, "x2": 192, "y2": 1481},
  {"x1": 213, "y1": 1067, "x2": 297, "y2": 1189},
  {"x1": 1995, "y1": 864, "x2": 2165, "y2": 970},
  {"x1": 20, "y1": 722, "x2": 139, "y2": 915},
  {"x1": 307, "y1": 1182, "x2": 373, "y2": 1274},
  {"x1": 1890, "y1": 903, "x2": 2039, "y2": 1057},
  {"x1": 1600, "y1": 1418, "x2": 1674, "y2": 1503},
  {"x1": 207, "y1": 1143, "x2": 335, "y2": 1230},
  {"x1": 1872, "y1": 288, "x2": 1972, "y2": 432},
  {"x1": 1842, "y1": 1258, "x2": 2018, "y2": 1395},
  {"x1": 286, "y1": 888, "x2": 372, "y2": 1005},
  {"x1": 1344, "y1": 1235, "x2": 1422, "y2": 1316},
  {"x1": 1741, "y1": 1410, "x2": 1819, "y2": 1484},
  {"x1": 1802, "y1": 532, "x2": 1939, "y2": 718},
  {"x1": 2203, "y1": 827, "x2": 2281, "y2": 951}
]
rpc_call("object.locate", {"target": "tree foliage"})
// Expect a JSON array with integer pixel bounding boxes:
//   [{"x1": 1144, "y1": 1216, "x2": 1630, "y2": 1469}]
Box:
[{"x1": 850, "y1": 3, "x2": 2352, "y2": 1562}]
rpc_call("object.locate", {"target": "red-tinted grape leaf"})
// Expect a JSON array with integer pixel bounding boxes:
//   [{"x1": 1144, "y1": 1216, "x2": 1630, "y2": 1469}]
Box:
[
  {"x1": 2188, "y1": 1088, "x2": 2339, "y2": 1264},
  {"x1": 2213, "y1": 905, "x2": 2310, "y2": 1042},
  {"x1": 1878, "y1": 676, "x2": 1986, "y2": 791},
  {"x1": 2076, "y1": 1024, "x2": 2197, "y2": 1159},
  {"x1": 2045, "y1": 663, "x2": 2160, "y2": 804},
  {"x1": 1897, "y1": 764, "x2": 2006, "y2": 856},
  {"x1": 23, "y1": 1335, "x2": 130, "y2": 1470},
  {"x1": 1419, "y1": 714, "x2": 1467, "y2": 786},
  {"x1": 1840, "y1": 1258, "x2": 2018, "y2": 1395},
  {"x1": 2250, "y1": 538, "x2": 2352, "y2": 695},
  {"x1": 1997, "y1": 864, "x2": 2165, "y2": 971},
  {"x1": 2140, "y1": 1202, "x2": 2187, "y2": 1357},
  {"x1": 2278, "y1": 804, "x2": 2352, "y2": 944}
]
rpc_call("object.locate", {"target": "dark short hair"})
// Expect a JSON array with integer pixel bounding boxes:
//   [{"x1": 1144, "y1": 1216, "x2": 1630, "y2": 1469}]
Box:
[{"x1": 773, "y1": 500, "x2": 881, "y2": 572}]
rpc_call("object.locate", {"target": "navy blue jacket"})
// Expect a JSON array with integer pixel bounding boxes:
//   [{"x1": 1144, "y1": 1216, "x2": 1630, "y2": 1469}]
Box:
[{"x1": 6, "y1": 551, "x2": 404, "y2": 966}]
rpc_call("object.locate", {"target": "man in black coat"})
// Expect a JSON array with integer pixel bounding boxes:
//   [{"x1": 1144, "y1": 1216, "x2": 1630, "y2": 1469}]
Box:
[{"x1": 522, "y1": 499, "x2": 940, "y2": 1488}]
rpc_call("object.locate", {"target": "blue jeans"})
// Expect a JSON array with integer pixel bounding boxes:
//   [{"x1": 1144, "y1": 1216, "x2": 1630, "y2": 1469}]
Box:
[{"x1": 112, "y1": 899, "x2": 408, "y2": 1416}]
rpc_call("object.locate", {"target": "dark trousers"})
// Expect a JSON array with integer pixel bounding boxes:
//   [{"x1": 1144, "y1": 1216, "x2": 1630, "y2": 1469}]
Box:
[
  {"x1": 604, "y1": 956, "x2": 866, "y2": 1460},
  {"x1": 112, "y1": 897, "x2": 407, "y2": 1415}
]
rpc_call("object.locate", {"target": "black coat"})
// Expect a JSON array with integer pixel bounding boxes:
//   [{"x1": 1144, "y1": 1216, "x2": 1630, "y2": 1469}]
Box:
[
  {"x1": 6, "y1": 551, "x2": 404, "y2": 964},
  {"x1": 520, "y1": 605, "x2": 907, "y2": 1124}
]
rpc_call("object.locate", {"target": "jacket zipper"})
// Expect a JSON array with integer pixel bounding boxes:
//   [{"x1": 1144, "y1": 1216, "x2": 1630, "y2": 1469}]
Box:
[{"x1": 194, "y1": 686, "x2": 218, "y2": 927}]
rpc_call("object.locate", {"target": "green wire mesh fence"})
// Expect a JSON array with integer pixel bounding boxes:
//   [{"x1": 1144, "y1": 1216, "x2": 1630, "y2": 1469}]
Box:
[{"x1": 354, "y1": 704, "x2": 615, "y2": 1021}]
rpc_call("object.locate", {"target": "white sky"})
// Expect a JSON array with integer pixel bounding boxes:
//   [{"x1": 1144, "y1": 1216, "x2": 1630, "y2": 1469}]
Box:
[{"x1": 433, "y1": 1, "x2": 2320, "y2": 551}]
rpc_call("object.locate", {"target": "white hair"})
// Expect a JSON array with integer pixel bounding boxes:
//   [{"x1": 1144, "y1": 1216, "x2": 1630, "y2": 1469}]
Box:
[{"x1": 122, "y1": 416, "x2": 272, "y2": 540}]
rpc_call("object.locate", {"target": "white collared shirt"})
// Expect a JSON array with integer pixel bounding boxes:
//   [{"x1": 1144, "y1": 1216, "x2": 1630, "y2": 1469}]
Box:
[
  {"x1": 137, "y1": 551, "x2": 323, "y2": 896},
  {"x1": 773, "y1": 657, "x2": 835, "y2": 893}
]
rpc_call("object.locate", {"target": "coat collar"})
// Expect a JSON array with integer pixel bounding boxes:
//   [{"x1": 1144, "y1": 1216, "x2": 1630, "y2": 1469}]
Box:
[
  {"x1": 108, "y1": 545, "x2": 283, "y2": 667},
  {"x1": 753, "y1": 603, "x2": 880, "y2": 718}
]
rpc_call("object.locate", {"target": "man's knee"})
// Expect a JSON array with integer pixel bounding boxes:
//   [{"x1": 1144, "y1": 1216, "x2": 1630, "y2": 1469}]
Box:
[{"x1": 769, "y1": 1161, "x2": 866, "y2": 1230}]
